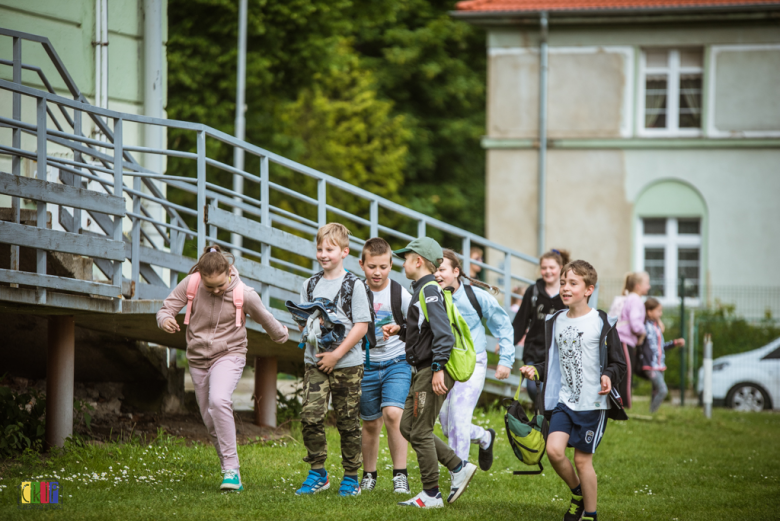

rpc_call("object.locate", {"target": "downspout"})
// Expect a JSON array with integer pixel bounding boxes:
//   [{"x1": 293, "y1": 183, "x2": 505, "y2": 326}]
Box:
[
  {"x1": 144, "y1": 0, "x2": 165, "y2": 250},
  {"x1": 537, "y1": 11, "x2": 548, "y2": 257},
  {"x1": 231, "y1": 0, "x2": 248, "y2": 256}
]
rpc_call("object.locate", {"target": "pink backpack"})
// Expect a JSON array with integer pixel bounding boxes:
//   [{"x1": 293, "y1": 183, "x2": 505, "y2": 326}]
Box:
[{"x1": 183, "y1": 272, "x2": 246, "y2": 328}]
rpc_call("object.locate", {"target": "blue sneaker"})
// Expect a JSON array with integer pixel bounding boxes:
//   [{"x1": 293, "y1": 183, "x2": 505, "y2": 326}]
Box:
[
  {"x1": 338, "y1": 475, "x2": 361, "y2": 497},
  {"x1": 220, "y1": 469, "x2": 243, "y2": 491},
  {"x1": 295, "y1": 470, "x2": 330, "y2": 495}
]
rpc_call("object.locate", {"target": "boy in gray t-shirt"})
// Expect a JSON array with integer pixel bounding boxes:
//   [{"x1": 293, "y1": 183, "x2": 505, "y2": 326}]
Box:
[{"x1": 294, "y1": 223, "x2": 371, "y2": 498}]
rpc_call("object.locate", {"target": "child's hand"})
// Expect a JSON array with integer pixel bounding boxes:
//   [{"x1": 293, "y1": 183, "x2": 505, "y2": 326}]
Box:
[
  {"x1": 297, "y1": 325, "x2": 304, "y2": 333},
  {"x1": 315, "y1": 351, "x2": 341, "y2": 374},
  {"x1": 599, "y1": 375, "x2": 612, "y2": 395},
  {"x1": 162, "y1": 318, "x2": 180, "y2": 334},
  {"x1": 495, "y1": 365, "x2": 511, "y2": 380},
  {"x1": 519, "y1": 365, "x2": 536, "y2": 380},
  {"x1": 382, "y1": 324, "x2": 401, "y2": 340},
  {"x1": 432, "y1": 370, "x2": 448, "y2": 396},
  {"x1": 675, "y1": 338, "x2": 685, "y2": 347}
]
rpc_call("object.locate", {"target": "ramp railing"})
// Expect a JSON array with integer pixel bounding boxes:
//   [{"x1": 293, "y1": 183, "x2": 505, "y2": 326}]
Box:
[{"x1": 0, "y1": 27, "x2": 537, "y2": 317}]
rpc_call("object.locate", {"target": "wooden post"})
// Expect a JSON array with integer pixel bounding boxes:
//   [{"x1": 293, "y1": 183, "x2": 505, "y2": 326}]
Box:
[
  {"x1": 254, "y1": 356, "x2": 277, "y2": 427},
  {"x1": 46, "y1": 316, "x2": 75, "y2": 449}
]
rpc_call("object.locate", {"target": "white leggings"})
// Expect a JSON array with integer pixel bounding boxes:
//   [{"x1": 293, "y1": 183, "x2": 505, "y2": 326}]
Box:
[{"x1": 439, "y1": 351, "x2": 488, "y2": 461}]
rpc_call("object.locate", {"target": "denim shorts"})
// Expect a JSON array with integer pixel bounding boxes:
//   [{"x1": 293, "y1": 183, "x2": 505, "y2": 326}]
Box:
[{"x1": 359, "y1": 356, "x2": 412, "y2": 421}]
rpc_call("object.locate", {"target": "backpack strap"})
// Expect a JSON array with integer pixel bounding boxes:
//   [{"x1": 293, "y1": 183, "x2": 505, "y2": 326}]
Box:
[
  {"x1": 513, "y1": 461, "x2": 544, "y2": 476},
  {"x1": 527, "y1": 283, "x2": 540, "y2": 331},
  {"x1": 389, "y1": 280, "x2": 405, "y2": 328},
  {"x1": 417, "y1": 281, "x2": 442, "y2": 322},
  {"x1": 183, "y1": 272, "x2": 201, "y2": 326},
  {"x1": 306, "y1": 272, "x2": 324, "y2": 303},
  {"x1": 463, "y1": 284, "x2": 483, "y2": 320},
  {"x1": 232, "y1": 281, "x2": 245, "y2": 328}
]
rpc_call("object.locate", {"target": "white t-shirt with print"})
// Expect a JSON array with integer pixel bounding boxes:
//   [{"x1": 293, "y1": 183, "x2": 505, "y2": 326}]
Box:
[
  {"x1": 554, "y1": 308, "x2": 608, "y2": 411},
  {"x1": 365, "y1": 282, "x2": 412, "y2": 363}
]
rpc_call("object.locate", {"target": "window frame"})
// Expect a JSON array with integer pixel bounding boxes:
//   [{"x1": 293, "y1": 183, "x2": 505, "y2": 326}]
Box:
[
  {"x1": 635, "y1": 217, "x2": 702, "y2": 305},
  {"x1": 637, "y1": 48, "x2": 704, "y2": 138}
]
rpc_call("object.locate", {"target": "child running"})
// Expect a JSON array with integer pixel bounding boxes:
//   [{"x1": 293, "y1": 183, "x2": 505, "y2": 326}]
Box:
[
  {"x1": 157, "y1": 245, "x2": 289, "y2": 492},
  {"x1": 642, "y1": 297, "x2": 685, "y2": 413},
  {"x1": 394, "y1": 237, "x2": 478, "y2": 508},
  {"x1": 512, "y1": 249, "x2": 569, "y2": 403},
  {"x1": 519, "y1": 260, "x2": 627, "y2": 521},
  {"x1": 616, "y1": 271, "x2": 652, "y2": 408},
  {"x1": 295, "y1": 223, "x2": 372, "y2": 497},
  {"x1": 435, "y1": 249, "x2": 514, "y2": 471},
  {"x1": 357, "y1": 238, "x2": 413, "y2": 494}
]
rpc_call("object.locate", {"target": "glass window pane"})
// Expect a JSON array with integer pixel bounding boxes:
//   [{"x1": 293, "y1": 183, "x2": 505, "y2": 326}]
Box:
[
  {"x1": 646, "y1": 49, "x2": 668, "y2": 68},
  {"x1": 680, "y1": 49, "x2": 703, "y2": 68},
  {"x1": 643, "y1": 218, "x2": 666, "y2": 235},
  {"x1": 678, "y1": 218, "x2": 701, "y2": 235},
  {"x1": 679, "y1": 75, "x2": 702, "y2": 128},
  {"x1": 645, "y1": 76, "x2": 668, "y2": 129},
  {"x1": 678, "y1": 248, "x2": 700, "y2": 297},
  {"x1": 645, "y1": 248, "x2": 665, "y2": 297}
]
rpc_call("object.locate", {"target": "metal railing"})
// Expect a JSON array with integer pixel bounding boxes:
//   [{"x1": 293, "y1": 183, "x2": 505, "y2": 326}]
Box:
[{"x1": 0, "y1": 27, "x2": 537, "y2": 317}]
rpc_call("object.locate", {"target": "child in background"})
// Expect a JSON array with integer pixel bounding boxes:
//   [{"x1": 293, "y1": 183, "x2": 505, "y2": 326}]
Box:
[
  {"x1": 394, "y1": 238, "x2": 479, "y2": 508},
  {"x1": 519, "y1": 260, "x2": 627, "y2": 521},
  {"x1": 157, "y1": 245, "x2": 289, "y2": 492},
  {"x1": 436, "y1": 249, "x2": 514, "y2": 471},
  {"x1": 616, "y1": 271, "x2": 652, "y2": 408},
  {"x1": 295, "y1": 223, "x2": 372, "y2": 497},
  {"x1": 642, "y1": 297, "x2": 685, "y2": 413},
  {"x1": 357, "y1": 238, "x2": 413, "y2": 494}
]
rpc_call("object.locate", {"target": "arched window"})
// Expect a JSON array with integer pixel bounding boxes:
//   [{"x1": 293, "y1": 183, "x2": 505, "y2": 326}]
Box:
[{"x1": 634, "y1": 180, "x2": 707, "y2": 303}]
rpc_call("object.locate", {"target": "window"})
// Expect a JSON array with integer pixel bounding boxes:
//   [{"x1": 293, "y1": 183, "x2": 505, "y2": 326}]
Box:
[
  {"x1": 640, "y1": 48, "x2": 703, "y2": 136},
  {"x1": 638, "y1": 217, "x2": 701, "y2": 300}
]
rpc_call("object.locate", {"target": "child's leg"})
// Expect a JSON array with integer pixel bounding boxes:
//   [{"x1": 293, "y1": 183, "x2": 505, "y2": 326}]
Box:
[
  {"x1": 330, "y1": 365, "x2": 364, "y2": 475},
  {"x1": 360, "y1": 363, "x2": 384, "y2": 473},
  {"x1": 439, "y1": 352, "x2": 488, "y2": 461},
  {"x1": 361, "y1": 418, "x2": 383, "y2": 473},
  {"x1": 648, "y1": 370, "x2": 668, "y2": 413},
  {"x1": 205, "y1": 355, "x2": 246, "y2": 470},
  {"x1": 383, "y1": 407, "x2": 407, "y2": 469},
  {"x1": 574, "y1": 450, "x2": 597, "y2": 513},
  {"x1": 546, "y1": 431, "x2": 580, "y2": 489},
  {"x1": 189, "y1": 364, "x2": 225, "y2": 468},
  {"x1": 301, "y1": 365, "x2": 331, "y2": 469}
]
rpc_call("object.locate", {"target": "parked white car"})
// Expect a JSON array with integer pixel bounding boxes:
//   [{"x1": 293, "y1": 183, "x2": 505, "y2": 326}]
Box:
[{"x1": 697, "y1": 337, "x2": 780, "y2": 412}]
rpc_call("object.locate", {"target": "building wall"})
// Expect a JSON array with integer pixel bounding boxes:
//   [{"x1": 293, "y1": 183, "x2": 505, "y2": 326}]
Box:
[{"x1": 483, "y1": 19, "x2": 780, "y2": 290}]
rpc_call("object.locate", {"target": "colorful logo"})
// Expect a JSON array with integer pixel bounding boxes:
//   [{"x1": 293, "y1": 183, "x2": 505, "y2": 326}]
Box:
[{"x1": 18, "y1": 481, "x2": 62, "y2": 510}]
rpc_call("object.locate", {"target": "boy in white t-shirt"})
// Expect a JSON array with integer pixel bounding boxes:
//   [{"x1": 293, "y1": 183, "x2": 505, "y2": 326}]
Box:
[
  {"x1": 358, "y1": 238, "x2": 413, "y2": 494},
  {"x1": 520, "y1": 260, "x2": 627, "y2": 521}
]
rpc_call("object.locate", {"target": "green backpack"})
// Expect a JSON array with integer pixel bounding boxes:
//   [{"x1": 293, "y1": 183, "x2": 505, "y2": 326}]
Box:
[
  {"x1": 418, "y1": 281, "x2": 476, "y2": 382},
  {"x1": 503, "y1": 376, "x2": 549, "y2": 475}
]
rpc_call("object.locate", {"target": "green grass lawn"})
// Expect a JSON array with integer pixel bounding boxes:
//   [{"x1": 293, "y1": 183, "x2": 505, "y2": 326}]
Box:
[{"x1": 1, "y1": 401, "x2": 779, "y2": 520}]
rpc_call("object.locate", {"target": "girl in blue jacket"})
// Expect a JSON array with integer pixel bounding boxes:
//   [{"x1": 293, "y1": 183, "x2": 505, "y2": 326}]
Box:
[{"x1": 436, "y1": 249, "x2": 515, "y2": 471}]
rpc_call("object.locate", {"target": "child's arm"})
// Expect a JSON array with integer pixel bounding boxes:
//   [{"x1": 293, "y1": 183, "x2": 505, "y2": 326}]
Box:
[
  {"x1": 665, "y1": 338, "x2": 684, "y2": 350},
  {"x1": 511, "y1": 285, "x2": 533, "y2": 345},
  {"x1": 156, "y1": 276, "x2": 190, "y2": 333},
  {"x1": 482, "y1": 291, "x2": 515, "y2": 379},
  {"x1": 243, "y1": 289, "x2": 289, "y2": 343}
]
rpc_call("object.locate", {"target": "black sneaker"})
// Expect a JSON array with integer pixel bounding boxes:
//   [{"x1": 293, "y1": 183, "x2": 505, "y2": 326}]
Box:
[
  {"x1": 563, "y1": 494, "x2": 584, "y2": 521},
  {"x1": 478, "y1": 428, "x2": 496, "y2": 471},
  {"x1": 360, "y1": 473, "x2": 377, "y2": 491}
]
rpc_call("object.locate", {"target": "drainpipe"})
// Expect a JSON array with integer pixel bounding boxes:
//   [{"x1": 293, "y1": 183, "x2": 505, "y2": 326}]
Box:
[
  {"x1": 537, "y1": 11, "x2": 548, "y2": 257},
  {"x1": 144, "y1": 0, "x2": 165, "y2": 252},
  {"x1": 231, "y1": 0, "x2": 248, "y2": 256}
]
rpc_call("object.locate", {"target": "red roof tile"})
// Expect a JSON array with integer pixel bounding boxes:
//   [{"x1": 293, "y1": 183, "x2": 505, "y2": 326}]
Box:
[{"x1": 455, "y1": 0, "x2": 780, "y2": 13}]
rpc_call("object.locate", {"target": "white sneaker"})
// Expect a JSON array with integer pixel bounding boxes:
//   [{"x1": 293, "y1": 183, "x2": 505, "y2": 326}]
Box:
[
  {"x1": 447, "y1": 462, "x2": 477, "y2": 504},
  {"x1": 360, "y1": 474, "x2": 377, "y2": 491},
  {"x1": 398, "y1": 490, "x2": 444, "y2": 508},
  {"x1": 392, "y1": 473, "x2": 411, "y2": 494}
]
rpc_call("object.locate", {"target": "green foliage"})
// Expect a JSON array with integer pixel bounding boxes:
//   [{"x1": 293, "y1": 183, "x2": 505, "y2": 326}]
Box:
[
  {"x1": 167, "y1": 0, "x2": 487, "y2": 248},
  {"x1": 0, "y1": 381, "x2": 46, "y2": 457},
  {"x1": 73, "y1": 399, "x2": 95, "y2": 432},
  {"x1": 276, "y1": 387, "x2": 303, "y2": 425}
]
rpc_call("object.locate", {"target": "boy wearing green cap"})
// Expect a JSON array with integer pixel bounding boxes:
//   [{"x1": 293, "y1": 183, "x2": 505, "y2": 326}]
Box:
[{"x1": 393, "y1": 237, "x2": 478, "y2": 508}]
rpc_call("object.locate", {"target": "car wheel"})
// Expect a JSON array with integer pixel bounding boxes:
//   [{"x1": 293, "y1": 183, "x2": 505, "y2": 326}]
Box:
[{"x1": 726, "y1": 384, "x2": 771, "y2": 412}]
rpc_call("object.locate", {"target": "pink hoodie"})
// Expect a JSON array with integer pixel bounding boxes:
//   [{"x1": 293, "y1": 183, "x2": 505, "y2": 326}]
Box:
[
  {"x1": 156, "y1": 267, "x2": 289, "y2": 369},
  {"x1": 616, "y1": 292, "x2": 646, "y2": 347}
]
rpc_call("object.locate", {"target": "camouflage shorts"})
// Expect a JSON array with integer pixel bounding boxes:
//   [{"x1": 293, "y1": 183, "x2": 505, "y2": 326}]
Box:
[{"x1": 301, "y1": 364, "x2": 363, "y2": 472}]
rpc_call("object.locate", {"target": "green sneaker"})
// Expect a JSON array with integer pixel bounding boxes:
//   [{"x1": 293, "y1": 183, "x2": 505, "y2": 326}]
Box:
[
  {"x1": 220, "y1": 469, "x2": 243, "y2": 491},
  {"x1": 563, "y1": 494, "x2": 584, "y2": 520}
]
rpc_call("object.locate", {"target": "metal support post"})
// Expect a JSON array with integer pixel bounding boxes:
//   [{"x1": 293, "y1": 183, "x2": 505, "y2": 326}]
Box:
[
  {"x1": 703, "y1": 334, "x2": 713, "y2": 419},
  {"x1": 11, "y1": 36, "x2": 21, "y2": 284},
  {"x1": 46, "y1": 316, "x2": 75, "y2": 448},
  {"x1": 254, "y1": 356, "x2": 277, "y2": 427},
  {"x1": 679, "y1": 276, "x2": 686, "y2": 406},
  {"x1": 36, "y1": 97, "x2": 48, "y2": 304},
  {"x1": 197, "y1": 130, "x2": 207, "y2": 254}
]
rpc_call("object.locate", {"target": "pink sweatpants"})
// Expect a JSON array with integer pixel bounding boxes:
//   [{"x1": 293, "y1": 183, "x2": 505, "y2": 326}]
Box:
[{"x1": 189, "y1": 354, "x2": 246, "y2": 471}]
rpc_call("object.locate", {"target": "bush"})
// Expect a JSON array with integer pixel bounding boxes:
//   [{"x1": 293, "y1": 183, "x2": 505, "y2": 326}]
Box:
[{"x1": 0, "y1": 380, "x2": 46, "y2": 457}]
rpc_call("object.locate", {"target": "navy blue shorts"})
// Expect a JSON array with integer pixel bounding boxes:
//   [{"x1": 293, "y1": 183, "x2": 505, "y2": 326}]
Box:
[{"x1": 549, "y1": 402, "x2": 608, "y2": 454}]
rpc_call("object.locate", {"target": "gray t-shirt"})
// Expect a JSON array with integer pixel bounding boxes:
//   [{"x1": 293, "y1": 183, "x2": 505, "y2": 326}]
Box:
[{"x1": 300, "y1": 271, "x2": 372, "y2": 369}]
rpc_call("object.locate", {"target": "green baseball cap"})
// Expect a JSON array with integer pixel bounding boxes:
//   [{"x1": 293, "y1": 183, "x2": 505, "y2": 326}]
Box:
[{"x1": 393, "y1": 237, "x2": 444, "y2": 268}]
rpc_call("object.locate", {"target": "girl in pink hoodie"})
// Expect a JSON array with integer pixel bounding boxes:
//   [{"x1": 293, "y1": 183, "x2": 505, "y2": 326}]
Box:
[
  {"x1": 157, "y1": 245, "x2": 288, "y2": 491},
  {"x1": 616, "y1": 271, "x2": 651, "y2": 408}
]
